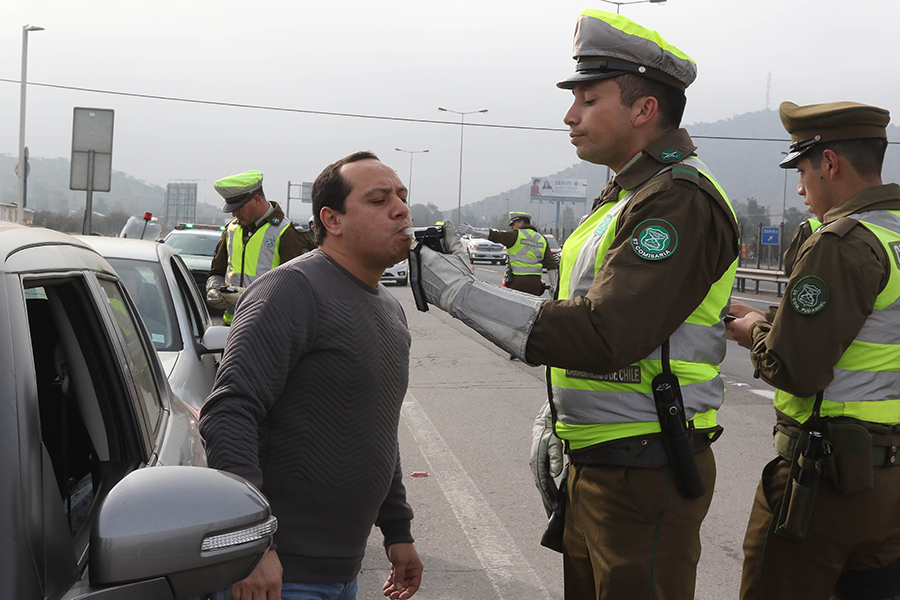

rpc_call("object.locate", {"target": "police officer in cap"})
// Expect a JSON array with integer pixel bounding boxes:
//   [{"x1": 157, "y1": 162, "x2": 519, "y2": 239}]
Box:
[
  {"x1": 728, "y1": 101, "x2": 900, "y2": 600},
  {"x1": 459, "y1": 211, "x2": 558, "y2": 296},
  {"x1": 207, "y1": 170, "x2": 314, "y2": 324},
  {"x1": 410, "y1": 9, "x2": 740, "y2": 599}
]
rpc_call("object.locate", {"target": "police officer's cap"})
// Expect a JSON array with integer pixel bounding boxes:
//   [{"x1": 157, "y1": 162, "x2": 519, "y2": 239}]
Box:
[
  {"x1": 509, "y1": 211, "x2": 532, "y2": 226},
  {"x1": 779, "y1": 101, "x2": 890, "y2": 168},
  {"x1": 557, "y1": 9, "x2": 696, "y2": 92},
  {"x1": 215, "y1": 170, "x2": 264, "y2": 212}
]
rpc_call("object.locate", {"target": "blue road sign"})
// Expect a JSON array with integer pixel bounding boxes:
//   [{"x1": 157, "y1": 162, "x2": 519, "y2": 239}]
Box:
[{"x1": 761, "y1": 226, "x2": 780, "y2": 246}]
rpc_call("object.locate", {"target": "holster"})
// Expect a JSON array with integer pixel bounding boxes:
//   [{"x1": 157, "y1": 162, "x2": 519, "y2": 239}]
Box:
[
  {"x1": 652, "y1": 371, "x2": 705, "y2": 500},
  {"x1": 774, "y1": 427, "x2": 827, "y2": 541}
]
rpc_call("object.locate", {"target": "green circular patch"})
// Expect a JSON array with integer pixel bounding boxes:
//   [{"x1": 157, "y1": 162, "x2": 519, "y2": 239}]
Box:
[
  {"x1": 790, "y1": 276, "x2": 829, "y2": 315},
  {"x1": 631, "y1": 219, "x2": 677, "y2": 260}
]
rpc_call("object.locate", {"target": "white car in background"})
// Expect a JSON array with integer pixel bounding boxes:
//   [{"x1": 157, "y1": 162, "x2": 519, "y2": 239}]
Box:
[
  {"x1": 381, "y1": 259, "x2": 409, "y2": 286},
  {"x1": 162, "y1": 223, "x2": 225, "y2": 291},
  {"x1": 77, "y1": 236, "x2": 229, "y2": 410},
  {"x1": 463, "y1": 236, "x2": 507, "y2": 264}
]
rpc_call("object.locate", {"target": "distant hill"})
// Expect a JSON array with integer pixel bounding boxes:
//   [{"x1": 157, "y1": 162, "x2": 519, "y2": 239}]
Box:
[
  {"x1": 0, "y1": 153, "x2": 225, "y2": 229},
  {"x1": 457, "y1": 109, "x2": 900, "y2": 229}
]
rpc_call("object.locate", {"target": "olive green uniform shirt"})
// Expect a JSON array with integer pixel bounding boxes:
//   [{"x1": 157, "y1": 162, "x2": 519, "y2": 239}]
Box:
[
  {"x1": 525, "y1": 128, "x2": 740, "y2": 372},
  {"x1": 749, "y1": 183, "x2": 900, "y2": 398},
  {"x1": 209, "y1": 201, "x2": 315, "y2": 279}
]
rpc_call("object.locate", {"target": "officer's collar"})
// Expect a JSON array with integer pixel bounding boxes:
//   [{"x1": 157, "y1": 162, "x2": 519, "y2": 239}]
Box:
[{"x1": 614, "y1": 128, "x2": 697, "y2": 191}]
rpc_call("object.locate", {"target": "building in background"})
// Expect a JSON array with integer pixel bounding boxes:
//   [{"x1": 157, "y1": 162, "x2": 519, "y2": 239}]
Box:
[{"x1": 162, "y1": 182, "x2": 197, "y2": 231}]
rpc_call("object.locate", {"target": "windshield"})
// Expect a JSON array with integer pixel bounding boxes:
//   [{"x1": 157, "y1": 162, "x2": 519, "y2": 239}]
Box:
[
  {"x1": 107, "y1": 258, "x2": 182, "y2": 353},
  {"x1": 164, "y1": 232, "x2": 221, "y2": 257},
  {"x1": 545, "y1": 236, "x2": 560, "y2": 249}
]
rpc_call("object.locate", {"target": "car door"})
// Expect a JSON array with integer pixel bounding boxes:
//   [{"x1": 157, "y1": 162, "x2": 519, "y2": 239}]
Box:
[{"x1": 14, "y1": 269, "x2": 160, "y2": 599}]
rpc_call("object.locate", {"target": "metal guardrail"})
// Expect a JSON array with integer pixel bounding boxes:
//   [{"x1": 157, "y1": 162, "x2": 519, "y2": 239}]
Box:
[{"x1": 734, "y1": 267, "x2": 790, "y2": 296}]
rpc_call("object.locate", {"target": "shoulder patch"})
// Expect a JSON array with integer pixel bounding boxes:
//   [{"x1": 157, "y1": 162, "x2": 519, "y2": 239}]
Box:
[
  {"x1": 631, "y1": 219, "x2": 677, "y2": 260},
  {"x1": 790, "y1": 276, "x2": 829, "y2": 315},
  {"x1": 671, "y1": 164, "x2": 700, "y2": 185},
  {"x1": 818, "y1": 217, "x2": 858, "y2": 238}
]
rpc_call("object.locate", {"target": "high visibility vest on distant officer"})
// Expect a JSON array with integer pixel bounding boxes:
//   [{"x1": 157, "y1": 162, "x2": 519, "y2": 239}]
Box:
[
  {"x1": 775, "y1": 210, "x2": 900, "y2": 426},
  {"x1": 507, "y1": 229, "x2": 548, "y2": 277},
  {"x1": 223, "y1": 218, "x2": 292, "y2": 323},
  {"x1": 551, "y1": 157, "x2": 738, "y2": 450}
]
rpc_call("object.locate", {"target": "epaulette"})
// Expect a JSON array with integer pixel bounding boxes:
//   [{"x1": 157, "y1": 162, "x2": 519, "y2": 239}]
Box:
[
  {"x1": 671, "y1": 163, "x2": 700, "y2": 186},
  {"x1": 818, "y1": 217, "x2": 859, "y2": 238}
]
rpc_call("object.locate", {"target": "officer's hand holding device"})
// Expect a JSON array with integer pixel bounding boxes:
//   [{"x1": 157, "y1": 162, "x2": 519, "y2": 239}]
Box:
[
  {"x1": 206, "y1": 275, "x2": 229, "y2": 310},
  {"x1": 407, "y1": 221, "x2": 545, "y2": 361},
  {"x1": 218, "y1": 285, "x2": 246, "y2": 306}
]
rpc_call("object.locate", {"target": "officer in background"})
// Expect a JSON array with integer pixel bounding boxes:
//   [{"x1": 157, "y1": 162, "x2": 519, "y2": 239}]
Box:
[
  {"x1": 459, "y1": 212, "x2": 558, "y2": 296},
  {"x1": 411, "y1": 9, "x2": 739, "y2": 599},
  {"x1": 206, "y1": 170, "x2": 314, "y2": 324},
  {"x1": 728, "y1": 102, "x2": 900, "y2": 600}
]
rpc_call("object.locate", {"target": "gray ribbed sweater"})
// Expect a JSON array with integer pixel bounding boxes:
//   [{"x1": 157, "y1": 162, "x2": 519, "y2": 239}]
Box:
[{"x1": 200, "y1": 250, "x2": 414, "y2": 583}]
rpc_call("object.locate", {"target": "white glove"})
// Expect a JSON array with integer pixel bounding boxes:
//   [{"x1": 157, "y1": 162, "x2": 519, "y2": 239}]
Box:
[
  {"x1": 548, "y1": 269, "x2": 559, "y2": 297},
  {"x1": 530, "y1": 401, "x2": 564, "y2": 517},
  {"x1": 415, "y1": 245, "x2": 476, "y2": 312},
  {"x1": 218, "y1": 286, "x2": 245, "y2": 306},
  {"x1": 458, "y1": 222, "x2": 489, "y2": 239},
  {"x1": 206, "y1": 275, "x2": 229, "y2": 310},
  {"x1": 440, "y1": 221, "x2": 467, "y2": 257}
]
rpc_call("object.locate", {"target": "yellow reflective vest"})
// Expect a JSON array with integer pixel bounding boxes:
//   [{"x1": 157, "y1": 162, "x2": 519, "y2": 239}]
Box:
[
  {"x1": 552, "y1": 157, "x2": 738, "y2": 449},
  {"x1": 224, "y1": 218, "x2": 292, "y2": 324},
  {"x1": 507, "y1": 229, "x2": 548, "y2": 277},
  {"x1": 775, "y1": 210, "x2": 900, "y2": 425}
]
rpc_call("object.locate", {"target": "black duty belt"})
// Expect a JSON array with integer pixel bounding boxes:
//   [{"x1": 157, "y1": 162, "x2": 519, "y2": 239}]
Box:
[
  {"x1": 774, "y1": 429, "x2": 899, "y2": 467},
  {"x1": 569, "y1": 433, "x2": 712, "y2": 469}
]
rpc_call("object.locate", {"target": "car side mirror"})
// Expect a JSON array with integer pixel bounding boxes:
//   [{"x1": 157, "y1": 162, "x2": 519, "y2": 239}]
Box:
[
  {"x1": 90, "y1": 466, "x2": 275, "y2": 600},
  {"x1": 198, "y1": 325, "x2": 230, "y2": 355}
]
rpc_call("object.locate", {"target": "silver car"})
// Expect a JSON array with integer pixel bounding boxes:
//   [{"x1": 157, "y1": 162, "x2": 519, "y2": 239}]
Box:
[
  {"x1": 77, "y1": 236, "x2": 229, "y2": 410},
  {"x1": 2, "y1": 223, "x2": 273, "y2": 599},
  {"x1": 465, "y1": 237, "x2": 508, "y2": 264},
  {"x1": 381, "y1": 258, "x2": 409, "y2": 286},
  {"x1": 162, "y1": 223, "x2": 225, "y2": 290}
]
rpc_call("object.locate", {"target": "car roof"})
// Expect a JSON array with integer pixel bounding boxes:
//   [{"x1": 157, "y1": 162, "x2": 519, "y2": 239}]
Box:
[
  {"x1": 0, "y1": 221, "x2": 120, "y2": 277},
  {"x1": 76, "y1": 235, "x2": 177, "y2": 263},
  {"x1": 165, "y1": 228, "x2": 223, "y2": 237}
]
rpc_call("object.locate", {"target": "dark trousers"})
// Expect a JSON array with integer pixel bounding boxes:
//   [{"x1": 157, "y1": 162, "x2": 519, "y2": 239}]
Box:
[
  {"x1": 562, "y1": 447, "x2": 716, "y2": 600},
  {"x1": 741, "y1": 456, "x2": 900, "y2": 600}
]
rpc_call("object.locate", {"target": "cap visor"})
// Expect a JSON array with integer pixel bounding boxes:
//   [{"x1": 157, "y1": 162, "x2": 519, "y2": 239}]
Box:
[
  {"x1": 557, "y1": 70, "x2": 624, "y2": 90},
  {"x1": 222, "y1": 196, "x2": 251, "y2": 212},
  {"x1": 779, "y1": 148, "x2": 806, "y2": 169}
]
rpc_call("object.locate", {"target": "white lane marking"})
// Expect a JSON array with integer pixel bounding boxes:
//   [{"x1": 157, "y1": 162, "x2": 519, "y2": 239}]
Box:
[
  {"x1": 750, "y1": 389, "x2": 776, "y2": 400},
  {"x1": 402, "y1": 393, "x2": 553, "y2": 600}
]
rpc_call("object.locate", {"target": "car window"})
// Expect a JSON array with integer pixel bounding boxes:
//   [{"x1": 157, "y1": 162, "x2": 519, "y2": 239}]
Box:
[
  {"x1": 96, "y1": 278, "x2": 163, "y2": 436},
  {"x1": 546, "y1": 236, "x2": 560, "y2": 249},
  {"x1": 170, "y1": 254, "x2": 209, "y2": 339},
  {"x1": 165, "y1": 232, "x2": 221, "y2": 257},
  {"x1": 107, "y1": 258, "x2": 181, "y2": 352},
  {"x1": 25, "y1": 277, "x2": 151, "y2": 579}
]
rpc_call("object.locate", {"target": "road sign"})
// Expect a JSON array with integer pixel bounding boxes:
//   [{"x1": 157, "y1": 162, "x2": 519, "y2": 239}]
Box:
[{"x1": 761, "y1": 226, "x2": 780, "y2": 246}]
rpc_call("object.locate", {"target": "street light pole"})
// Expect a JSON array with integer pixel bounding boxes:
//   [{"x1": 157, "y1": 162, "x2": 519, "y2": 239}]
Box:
[
  {"x1": 395, "y1": 148, "x2": 428, "y2": 203},
  {"x1": 18, "y1": 24, "x2": 44, "y2": 226},
  {"x1": 598, "y1": 0, "x2": 667, "y2": 13},
  {"x1": 438, "y1": 107, "x2": 487, "y2": 226}
]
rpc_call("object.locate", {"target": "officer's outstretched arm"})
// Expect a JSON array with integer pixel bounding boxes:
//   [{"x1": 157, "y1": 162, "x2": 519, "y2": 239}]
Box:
[{"x1": 414, "y1": 244, "x2": 545, "y2": 361}]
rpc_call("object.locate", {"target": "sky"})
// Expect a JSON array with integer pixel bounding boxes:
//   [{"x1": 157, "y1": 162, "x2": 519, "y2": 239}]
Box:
[{"x1": 2, "y1": 0, "x2": 899, "y2": 222}]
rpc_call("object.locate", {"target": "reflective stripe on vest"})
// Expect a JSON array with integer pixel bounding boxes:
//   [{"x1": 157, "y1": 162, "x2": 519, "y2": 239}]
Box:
[
  {"x1": 775, "y1": 210, "x2": 900, "y2": 425},
  {"x1": 552, "y1": 156, "x2": 738, "y2": 449},
  {"x1": 507, "y1": 229, "x2": 547, "y2": 276},
  {"x1": 224, "y1": 219, "x2": 292, "y2": 287}
]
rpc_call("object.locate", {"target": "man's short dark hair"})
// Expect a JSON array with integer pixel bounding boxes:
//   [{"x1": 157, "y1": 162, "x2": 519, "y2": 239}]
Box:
[
  {"x1": 806, "y1": 138, "x2": 887, "y2": 180},
  {"x1": 311, "y1": 151, "x2": 379, "y2": 244},
  {"x1": 615, "y1": 73, "x2": 687, "y2": 132}
]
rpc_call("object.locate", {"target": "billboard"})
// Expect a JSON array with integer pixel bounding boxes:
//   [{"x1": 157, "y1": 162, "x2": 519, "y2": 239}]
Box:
[{"x1": 530, "y1": 178, "x2": 587, "y2": 202}]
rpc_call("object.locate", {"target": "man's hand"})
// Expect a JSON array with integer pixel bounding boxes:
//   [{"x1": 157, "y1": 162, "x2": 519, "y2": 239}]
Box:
[
  {"x1": 230, "y1": 549, "x2": 282, "y2": 600},
  {"x1": 725, "y1": 300, "x2": 766, "y2": 349},
  {"x1": 383, "y1": 543, "x2": 423, "y2": 599},
  {"x1": 530, "y1": 402, "x2": 563, "y2": 517},
  {"x1": 219, "y1": 286, "x2": 246, "y2": 306},
  {"x1": 458, "y1": 222, "x2": 489, "y2": 239},
  {"x1": 439, "y1": 221, "x2": 467, "y2": 257},
  {"x1": 206, "y1": 275, "x2": 229, "y2": 310}
]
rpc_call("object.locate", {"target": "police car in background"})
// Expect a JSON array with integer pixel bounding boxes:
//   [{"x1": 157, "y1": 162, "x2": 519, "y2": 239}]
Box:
[{"x1": 162, "y1": 222, "x2": 226, "y2": 290}]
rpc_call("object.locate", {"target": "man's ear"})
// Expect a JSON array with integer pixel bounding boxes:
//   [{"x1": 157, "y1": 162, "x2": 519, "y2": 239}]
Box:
[
  {"x1": 821, "y1": 148, "x2": 841, "y2": 179},
  {"x1": 320, "y1": 207, "x2": 343, "y2": 236},
  {"x1": 631, "y1": 96, "x2": 659, "y2": 128}
]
